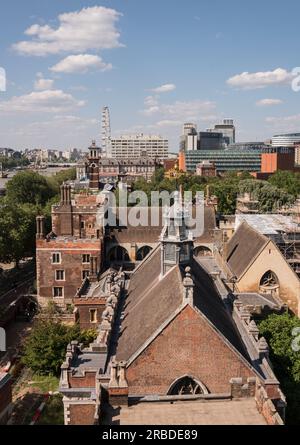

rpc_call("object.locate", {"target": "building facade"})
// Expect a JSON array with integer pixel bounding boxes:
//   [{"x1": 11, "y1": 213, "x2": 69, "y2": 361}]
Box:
[
  {"x1": 196, "y1": 160, "x2": 217, "y2": 177},
  {"x1": 59, "y1": 197, "x2": 286, "y2": 426},
  {"x1": 213, "y1": 119, "x2": 236, "y2": 145},
  {"x1": 184, "y1": 150, "x2": 262, "y2": 173},
  {"x1": 110, "y1": 134, "x2": 169, "y2": 159}
]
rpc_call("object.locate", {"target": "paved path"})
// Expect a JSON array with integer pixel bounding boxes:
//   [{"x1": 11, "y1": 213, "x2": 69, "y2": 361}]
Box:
[{"x1": 103, "y1": 399, "x2": 267, "y2": 425}]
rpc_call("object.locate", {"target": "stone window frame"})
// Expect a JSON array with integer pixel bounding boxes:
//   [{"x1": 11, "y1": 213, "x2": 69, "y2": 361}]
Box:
[
  {"x1": 53, "y1": 286, "x2": 64, "y2": 298},
  {"x1": 55, "y1": 269, "x2": 65, "y2": 281},
  {"x1": 89, "y1": 308, "x2": 97, "y2": 323},
  {"x1": 52, "y1": 252, "x2": 61, "y2": 264},
  {"x1": 82, "y1": 254, "x2": 91, "y2": 264}
]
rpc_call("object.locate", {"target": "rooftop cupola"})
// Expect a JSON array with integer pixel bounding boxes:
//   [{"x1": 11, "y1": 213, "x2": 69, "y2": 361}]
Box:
[
  {"x1": 88, "y1": 140, "x2": 101, "y2": 160},
  {"x1": 160, "y1": 191, "x2": 194, "y2": 276}
]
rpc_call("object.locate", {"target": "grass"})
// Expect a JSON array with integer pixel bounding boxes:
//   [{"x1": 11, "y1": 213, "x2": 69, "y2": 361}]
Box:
[
  {"x1": 27, "y1": 374, "x2": 60, "y2": 393},
  {"x1": 37, "y1": 394, "x2": 64, "y2": 425}
]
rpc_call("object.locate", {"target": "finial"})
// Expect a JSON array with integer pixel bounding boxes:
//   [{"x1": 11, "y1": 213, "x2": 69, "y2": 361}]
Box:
[{"x1": 185, "y1": 266, "x2": 191, "y2": 276}]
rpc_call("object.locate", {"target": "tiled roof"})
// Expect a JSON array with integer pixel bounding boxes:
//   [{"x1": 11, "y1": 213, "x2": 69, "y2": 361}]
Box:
[{"x1": 225, "y1": 221, "x2": 269, "y2": 279}]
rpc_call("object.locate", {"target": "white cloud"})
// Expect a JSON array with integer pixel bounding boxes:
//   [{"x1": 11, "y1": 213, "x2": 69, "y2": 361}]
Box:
[
  {"x1": 0, "y1": 89, "x2": 85, "y2": 113},
  {"x1": 13, "y1": 6, "x2": 123, "y2": 56},
  {"x1": 266, "y1": 114, "x2": 300, "y2": 124},
  {"x1": 150, "y1": 83, "x2": 176, "y2": 93},
  {"x1": 256, "y1": 98, "x2": 283, "y2": 106},
  {"x1": 144, "y1": 95, "x2": 159, "y2": 107},
  {"x1": 50, "y1": 54, "x2": 112, "y2": 73},
  {"x1": 227, "y1": 68, "x2": 294, "y2": 89},
  {"x1": 143, "y1": 99, "x2": 216, "y2": 121},
  {"x1": 0, "y1": 67, "x2": 6, "y2": 92},
  {"x1": 143, "y1": 106, "x2": 161, "y2": 116},
  {"x1": 155, "y1": 120, "x2": 182, "y2": 127},
  {"x1": 34, "y1": 75, "x2": 54, "y2": 91}
]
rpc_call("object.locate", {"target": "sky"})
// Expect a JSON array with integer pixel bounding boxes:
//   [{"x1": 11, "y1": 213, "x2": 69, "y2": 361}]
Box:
[{"x1": 1, "y1": 0, "x2": 300, "y2": 151}]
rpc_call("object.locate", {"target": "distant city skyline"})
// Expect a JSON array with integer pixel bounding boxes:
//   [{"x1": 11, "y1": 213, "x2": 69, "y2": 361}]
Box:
[{"x1": 1, "y1": 1, "x2": 300, "y2": 150}]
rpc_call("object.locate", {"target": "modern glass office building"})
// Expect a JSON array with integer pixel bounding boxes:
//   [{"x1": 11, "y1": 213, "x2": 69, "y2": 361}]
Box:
[
  {"x1": 272, "y1": 133, "x2": 300, "y2": 147},
  {"x1": 185, "y1": 150, "x2": 262, "y2": 173}
]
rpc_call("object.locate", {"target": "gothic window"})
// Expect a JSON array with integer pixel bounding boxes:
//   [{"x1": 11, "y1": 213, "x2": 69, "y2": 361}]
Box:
[
  {"x1": 260, "y1": 271, "x2": 279, "y2": 287},
  {"x1": 168, "y1": 377, "x2": 205, "y2": 396},
  {"x1": 136, "y1": 246, "x2": 152, "y2": 261}
]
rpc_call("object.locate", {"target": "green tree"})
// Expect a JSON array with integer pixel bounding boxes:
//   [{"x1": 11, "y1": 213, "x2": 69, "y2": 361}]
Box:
[
  {"x1": 22, "y1": 321, "x2": 97, "y2": 375},
  {"x1": 0, "y1": 200, "x2": 38, "y2": 266},
  {"x1": 46, "y1": 167, "x2": 76, "y2": 195},
  {"x1": 0, "y1": 155, "x2": 30, "y2": 170},
  {"x1": 151, "y1": 167, "x2": 165, "y2": 185},
  {"x1": 259, "y1": 312, "x2": 300, "y2": 424},
  {"x1": 268, "y1": 170, "x2": 300, "y2": 197},
  {"x1": 6, "y1": 171, "x2": 56, "y2": 206}
]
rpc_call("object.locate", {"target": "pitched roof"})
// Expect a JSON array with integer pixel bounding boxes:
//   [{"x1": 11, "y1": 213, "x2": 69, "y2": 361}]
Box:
[
  {"x1": 109, "y1": 205, "x2": 217, "y2": 245},
  {"x1": 116, "y1": 247, "x2": 183, "y2": 361},
  {"x1": 191, "y1": 258, "x2": 249, "y2": 358},
  {"x1": 115, "y1": 245, "x2": 250, "y2": 364},
  {"x1": 225, "y1": 221, "x2": 269, "y2": 280}
]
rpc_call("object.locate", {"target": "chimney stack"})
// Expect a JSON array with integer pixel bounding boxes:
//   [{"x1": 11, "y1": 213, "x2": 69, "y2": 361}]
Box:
[{"x1": 36, "y1": 216, "x2": 45, "y2": 239}]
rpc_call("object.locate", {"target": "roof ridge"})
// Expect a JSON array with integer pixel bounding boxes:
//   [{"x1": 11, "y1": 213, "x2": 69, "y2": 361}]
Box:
[{"x1": 131, "y1": 243, "x2": 161, "y2": 275}]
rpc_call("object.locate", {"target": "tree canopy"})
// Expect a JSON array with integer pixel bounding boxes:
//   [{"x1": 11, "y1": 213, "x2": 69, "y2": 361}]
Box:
[
  {"x1": 0, "y1": 200, "x2": 37, "y2": 265},
  {"x1": 268, "y1": 170, "x2": 300, "y2": 197},
  {"x1": 259, "y1": 312, "x2": 300, "y2": 425},
  {"x1": 22, "y1": 320, "x2": 97, "y2": 375},
  {"x1": 6, "y1": 171, "x2": 56, "y2": 206}
]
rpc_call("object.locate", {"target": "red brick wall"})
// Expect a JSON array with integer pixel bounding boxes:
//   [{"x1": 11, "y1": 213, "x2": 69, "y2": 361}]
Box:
[
  {"x1": 261, "y1": 152, "x2": 295, "y2": 173},
  {"x1": 127, "y1": 305, "x2": 255, "y2": 396},
  {"x1": 69, "y1": 404, "x2": 96, "y2": 425},
  {"x1": 36, "y1": 239, "x2": 101, "y2": 301},
  {"x1": 75, "y1": 302, "x2": 105, "y2": 330},
  {"x1": 69, "y1": 372, "x2": 97, "y2": 388}
]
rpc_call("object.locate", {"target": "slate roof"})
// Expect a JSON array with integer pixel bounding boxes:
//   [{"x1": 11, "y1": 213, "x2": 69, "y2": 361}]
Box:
[
  {"x1": 116, "y1": 247, "x2": 183, "y2": 361},
  {"x1": 225, "y1": 221, "x2": 269, "y2": 280},
  {"x1": 115, "y1": 246, "x2": 250, "y2": 363},
  {"x1": 109, "y1": 206, "x2": 217, "y2": 245}
]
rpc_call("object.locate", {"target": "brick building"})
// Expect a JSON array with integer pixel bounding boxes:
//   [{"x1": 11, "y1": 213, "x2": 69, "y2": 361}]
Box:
[
  {"x1": 196, "y1": 160, "x2": 217, "y2": 177},
  {"x1": 59, "y1": 194, "x2": 286, "y2": 425},
  {"x1": 77, "y1": 141, "x2": 160, "y2": 185},
  {"x1": 36, "y1": 184, "x2": 104, "y2": 306}
]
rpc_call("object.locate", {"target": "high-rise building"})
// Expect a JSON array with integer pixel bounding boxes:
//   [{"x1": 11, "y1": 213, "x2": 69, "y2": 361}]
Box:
[
  {"x1": 110, "y1": 134, "x2": 169, "y2": 159},
  {"x1": 180, "y1": 123, "x2": 198, "y2": 151},
  {"x1": 198, "y1": 132, "x2": 224, "y2": 150},
  {"x1": 272, "y1": 133, "x2": 300, "y2": 165},
  {"x1": 208, "y1": 119, "x2": 236, "y2": 145},
  {"x1": 272, "y1": 133, "x2": 300, "y2": 147}
]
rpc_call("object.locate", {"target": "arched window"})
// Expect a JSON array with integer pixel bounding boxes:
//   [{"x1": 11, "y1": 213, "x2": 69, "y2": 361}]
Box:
[
  {"x1": 194, "y1": 246, "x2": 213, "y2": 257},
  {"x1": 136, "y1": 246, "x2": 152, "y2": 261},
  {"x1": 109, "y1": 246, "x2": 130, "y2": 262},
  {"x1": 260, "y1": 270, "x2": 278, "y2": 287},
  {"x1": 168, "y1": 376, "x2": 208, "y2": 396}
]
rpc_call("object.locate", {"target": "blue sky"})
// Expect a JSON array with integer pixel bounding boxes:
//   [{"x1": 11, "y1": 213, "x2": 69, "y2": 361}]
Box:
[{"x1": 1, "y1": 0, "x2": 300, "y2": 151}]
